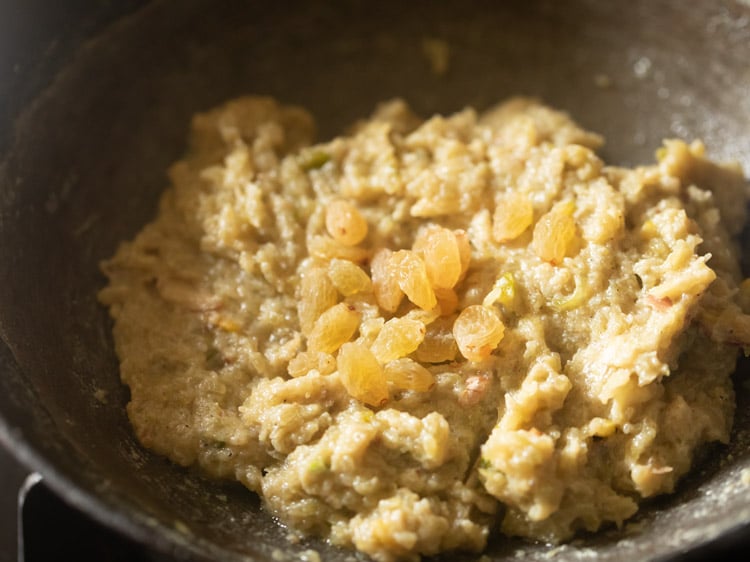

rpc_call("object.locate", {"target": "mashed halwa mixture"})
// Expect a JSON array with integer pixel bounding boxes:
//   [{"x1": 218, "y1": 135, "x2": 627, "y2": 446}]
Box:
[{"x1": 100, "y1": 97, "x2": 750, "y2": 561}]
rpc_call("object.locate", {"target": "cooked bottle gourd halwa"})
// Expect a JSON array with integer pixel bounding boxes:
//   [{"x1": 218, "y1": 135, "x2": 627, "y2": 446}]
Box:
[{"x1": 100, "y1": 97, "x2": 750, "y2": 561}]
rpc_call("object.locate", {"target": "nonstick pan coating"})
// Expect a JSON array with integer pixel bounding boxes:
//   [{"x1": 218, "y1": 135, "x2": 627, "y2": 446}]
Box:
[{"x1": 1, "y1": 1, "x2": 749, "y2": 560}]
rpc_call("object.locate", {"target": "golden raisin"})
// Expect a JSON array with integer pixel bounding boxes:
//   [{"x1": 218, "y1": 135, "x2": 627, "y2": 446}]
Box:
[
  {"x1": 370, "y1": 317, "x2": 426, "y2": 363},
  {"x1": 384, "y1": 358, "x2": 435, "y2": 392},
  {"x1": 415, "y1": 316, "x2": 459, "y2": 363},
  {"x1": 307, "y1": 302, "x2": 361, "y2": 353},
  {"x1": 532, "y1": 201, "x2": 578, "y2": 265},
  {"x1": 493, "y1": 192, "x2": 533, "y2": 242},
  {"x1": 435, "y1": 287, "x2": 459, "y2": 316},
  {"x1": 337, "y1": 342, "x2": 389, "y2": 407},
  {"x1": 287, "y1": 351, "x2": 336, "y2": 377},
  {"x1": 308, "y1": 235, "x2": 370, "y2": 263},
  {"x1": 298, "y1": 267, "x2": 338, "y2": 335},
  {"x1": 390, "y1": 250, "x2": 437, "y2": 311},
  {"x1": 452, "y1": 305, "x2": 505, "y2": 362},
  {"x1": 404, "y1": 306, "x2": 441, "y2": 326},
  {"x1": 325, "y1": 200, "x2": 368, "y2": 246},
  {"x1": 370, "y1": 248, "x2": 404, "y2": 312},
  {"x1": 412, "y1": 225, "x2": 462, "y2": 289},
  {"x1": 328, "y1": 258, "x2": 372, "y2": 296}
]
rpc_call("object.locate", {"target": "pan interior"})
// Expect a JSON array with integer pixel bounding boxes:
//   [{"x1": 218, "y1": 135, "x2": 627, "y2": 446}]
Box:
[{"x1": 1, "y1": 1, "x2": 749, "y2": 560}]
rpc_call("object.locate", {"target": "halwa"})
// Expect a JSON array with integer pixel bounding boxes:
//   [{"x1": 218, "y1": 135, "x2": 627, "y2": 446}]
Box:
[{"x1": 99, "y1": 96, "x2": 750, "y2": 561}]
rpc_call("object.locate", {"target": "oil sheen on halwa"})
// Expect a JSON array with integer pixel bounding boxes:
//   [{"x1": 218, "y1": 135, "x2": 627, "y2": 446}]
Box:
[{"x1": 99, "y1": 97, "x2": 750, "y2": 562}]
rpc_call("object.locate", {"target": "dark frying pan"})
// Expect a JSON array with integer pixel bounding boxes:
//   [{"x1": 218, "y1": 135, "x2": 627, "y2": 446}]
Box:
[{"x1": 1, "y1": 1, "x2": 750, "y2": 560}]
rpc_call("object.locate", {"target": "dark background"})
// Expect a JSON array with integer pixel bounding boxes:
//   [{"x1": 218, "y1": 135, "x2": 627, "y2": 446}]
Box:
[
  {"x1": 0, "y1": 442, "x2": 26, "y2": 562},
  {"x1": 0, "y1": 0, "x2": 146, "y2": 155},
  {"x1": 0, "y1": 3, "x2": 145, "y2": 561}
]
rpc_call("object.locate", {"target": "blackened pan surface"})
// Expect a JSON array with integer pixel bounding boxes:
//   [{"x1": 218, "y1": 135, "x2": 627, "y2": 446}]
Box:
[{"x1": 1, "y1": 1, "x2": 749, "y2": 560}]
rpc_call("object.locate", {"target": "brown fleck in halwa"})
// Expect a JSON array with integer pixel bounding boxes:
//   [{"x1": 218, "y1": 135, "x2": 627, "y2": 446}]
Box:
[{"x1": 99, "y1": 96, "x2": 750, "y2": 562}]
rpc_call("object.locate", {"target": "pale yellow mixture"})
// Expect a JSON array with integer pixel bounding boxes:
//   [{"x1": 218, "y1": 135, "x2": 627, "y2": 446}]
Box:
[{"x1": 100, "y1": 96, "x2": 750, "y2": 561}]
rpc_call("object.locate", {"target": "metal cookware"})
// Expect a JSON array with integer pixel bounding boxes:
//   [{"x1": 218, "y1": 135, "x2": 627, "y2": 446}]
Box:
[{"x1": 1, "y1": 1, "x2": 749, "y2": 560}]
